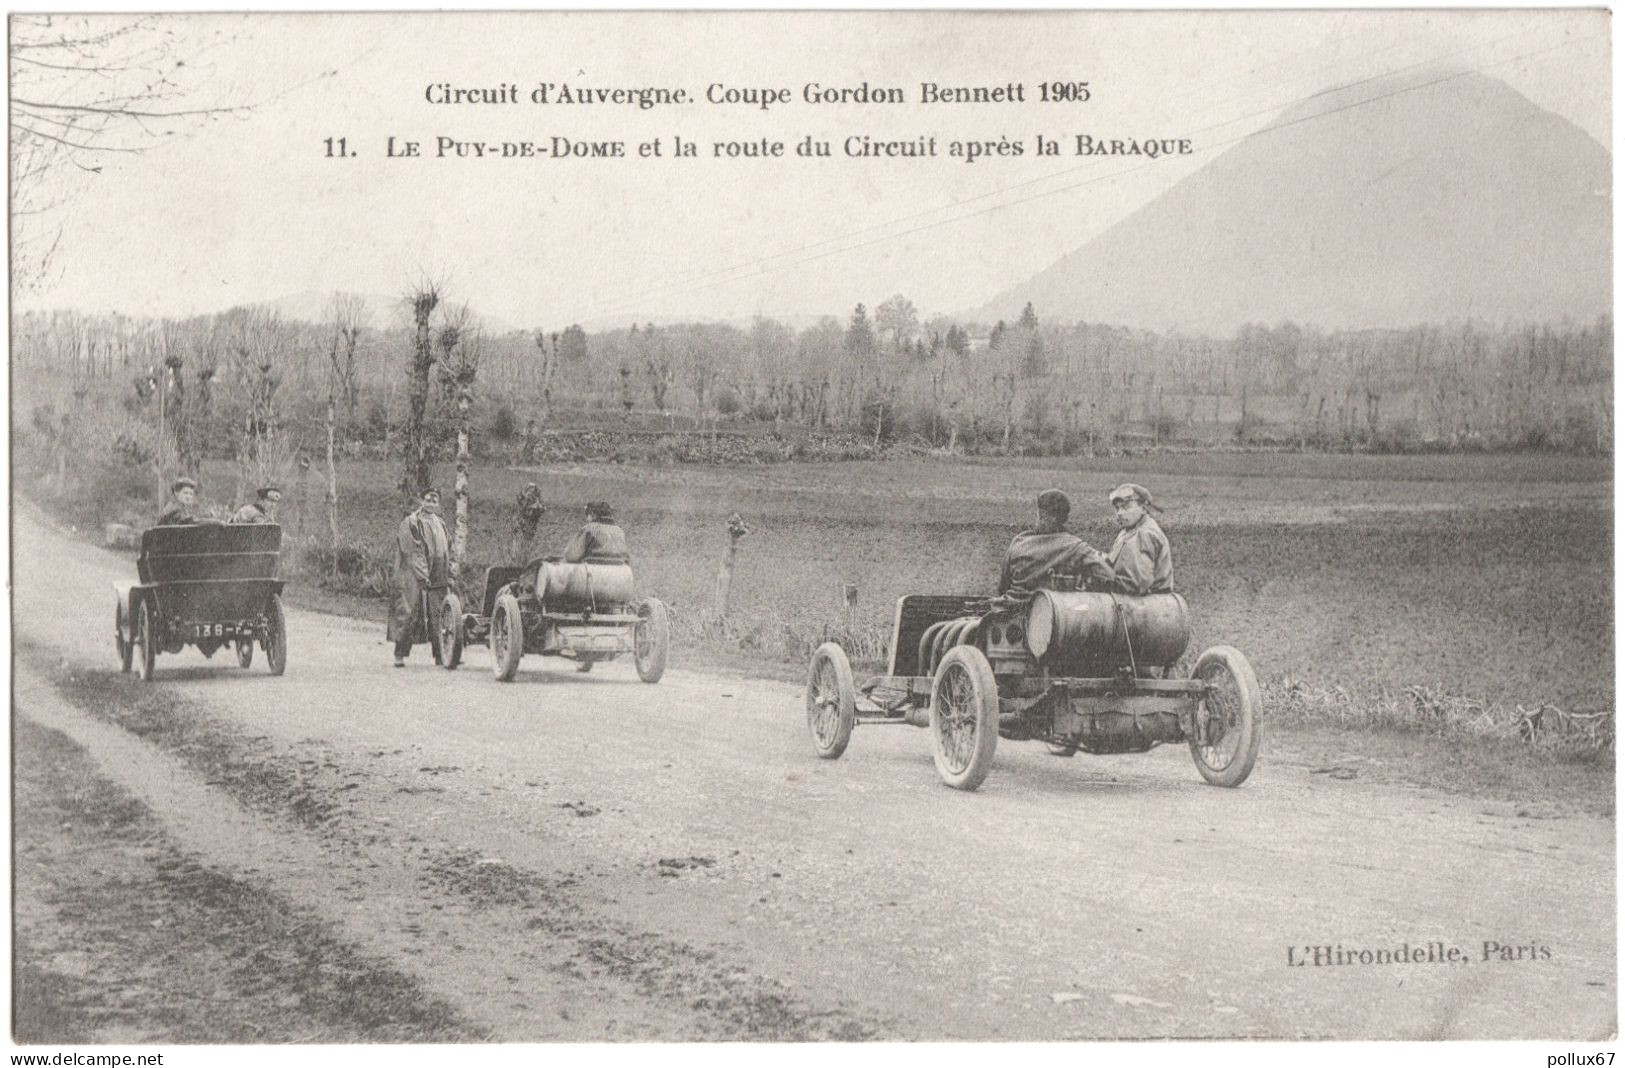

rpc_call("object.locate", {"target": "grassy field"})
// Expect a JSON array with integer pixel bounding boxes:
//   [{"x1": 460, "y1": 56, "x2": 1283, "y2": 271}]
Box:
[{"x1": 139, "y1": 450, "x2": 1610, "y2": 720}]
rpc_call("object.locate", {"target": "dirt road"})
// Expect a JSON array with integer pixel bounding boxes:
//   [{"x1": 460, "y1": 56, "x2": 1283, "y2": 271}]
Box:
[{"x1": 12, "y1": 508, "x2": 1615, "y2": 1040}]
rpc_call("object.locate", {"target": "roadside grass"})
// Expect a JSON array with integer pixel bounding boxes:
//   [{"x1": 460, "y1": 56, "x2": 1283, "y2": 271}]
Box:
[
  {"x1": 12, "y1": 716, "x2": 484, "y2": 1043},
  {"x1": 19, "y1": 639, "x2": 356, "y2": 835},
  {"x1": 20, "y1": 649, "x2": 887, "y2": 1041}
]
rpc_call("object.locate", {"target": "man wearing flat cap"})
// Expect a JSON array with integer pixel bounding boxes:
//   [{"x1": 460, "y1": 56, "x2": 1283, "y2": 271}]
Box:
[
  {"x1": 157, "y1": 477, "x2": 200, "y2": 526},
  {"x1": 389, "y1": 487, "x2": 451, "y2": 667},
  {"x1": 563, "y1": 500, "x2": 630, "y2": 564},
  {"x1": 230, "y1": 485, "x2": 283, "y2": 525},
  {"x1": 1107, "y1": 483, "x2": 1172, "y2": 595},
  {"x1": 998, "y1": 489, "x2": 1115, "y2": 602}
]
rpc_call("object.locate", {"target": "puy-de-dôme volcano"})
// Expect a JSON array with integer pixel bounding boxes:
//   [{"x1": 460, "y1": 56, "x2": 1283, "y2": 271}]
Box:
[{"x1": 977, "y1": 69, "x2": 1611, "y2": 331}]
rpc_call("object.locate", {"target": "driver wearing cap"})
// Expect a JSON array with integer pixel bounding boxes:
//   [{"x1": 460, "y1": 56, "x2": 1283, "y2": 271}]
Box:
[{"x1": 1106, "y1": 483, "x2": 1172, "y2": 595}]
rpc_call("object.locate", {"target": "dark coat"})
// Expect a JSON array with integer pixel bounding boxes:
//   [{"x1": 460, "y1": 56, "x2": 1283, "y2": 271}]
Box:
[
  {"x1": 563, "y1": 521, "x2": 630, "y2": 563},
  {"x1": 388, "y1": 509, "x2": 451, "y2": 644},
  {"x1": 998, "y1": 528, "x2": 1114, "y2": 600}
]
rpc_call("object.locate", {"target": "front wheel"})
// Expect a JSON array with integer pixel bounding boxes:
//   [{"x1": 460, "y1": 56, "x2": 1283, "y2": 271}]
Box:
[
  {"x1": 491, "y1": 592, "x2": 524, "y2": 682},
  {"x1": 806, "y1": 642, "x2": 856, "y2": 759},
  {"x1": 1188, "y1": 645, "x2": 1262, "y2": 787},
  {"x1": 929, "y1": 645, "x2": 1000, "y2": 791},
  {"x1": 633, "y1": 598, "x2": 669, "y2": 684},
  {"x1": 236, "y1": 637, "x2": 254, "y2": 669},
  {"x1": 264, "y1": 595, "x2": 287, "y2": 676},
  {"x1": 132, "y1": 600, "x2": 157, "y2": 682},
  {"x1": 440, "y1": 593, "x2": 464, "y2": 670}
]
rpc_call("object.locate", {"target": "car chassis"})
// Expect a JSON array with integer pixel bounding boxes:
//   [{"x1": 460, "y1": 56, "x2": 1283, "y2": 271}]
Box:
[
  {"x1": 806, "y1": 585, "x2": 1261, "y2": 791},
  {"x1": 438, "y1": 558, "x2": 670, "y2": 683}
]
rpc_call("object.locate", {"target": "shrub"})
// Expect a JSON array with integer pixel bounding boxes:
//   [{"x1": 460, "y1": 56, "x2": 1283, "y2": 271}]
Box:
[{"x1": 491, "y1": 404, "x2": 517, "y2": 441}]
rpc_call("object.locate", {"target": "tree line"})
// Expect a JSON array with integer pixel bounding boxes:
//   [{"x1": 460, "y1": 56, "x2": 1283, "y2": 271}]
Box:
[{"x1": 17, "y1": 295, "x2": 1613, "y2": 465}]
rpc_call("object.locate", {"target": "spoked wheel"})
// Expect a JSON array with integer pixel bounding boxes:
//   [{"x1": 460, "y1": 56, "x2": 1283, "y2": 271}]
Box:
[
  {"x1": 439, "y1": 593, "x2": 465, "y2": 670},
  {"x1": 928, "y1": 646, "x2": 1000, "y2": 791},
  {"x1": 236, "y1": 637, "x2": 254, "y2": 669},
  {"x1": 132, "y1": 600, "x2": 157, "y2": 682},
  {"x1": 633, "y1": 598, "x2": 669, "y2": 684},
  {"x1": 1188, "y1": 645, "x2": 1262, "y2": 787},
  {"x1": 264, "y1": 595, "x2": 287, "y2": 676},
  {"x1": 805, "y1": 642, "x2": 857, "y2": 759},
  {"x1": 491, "y1": 592, "x2": 524, "y2": 682},
  {"x1": 115, "y1": 601, "x2": 134, "y2": 674}
]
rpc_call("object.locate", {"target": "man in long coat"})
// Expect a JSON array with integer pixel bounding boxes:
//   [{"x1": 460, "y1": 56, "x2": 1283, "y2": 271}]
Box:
[{"x1": 389, "y1": 488, "x2": 451, "y2": 667}]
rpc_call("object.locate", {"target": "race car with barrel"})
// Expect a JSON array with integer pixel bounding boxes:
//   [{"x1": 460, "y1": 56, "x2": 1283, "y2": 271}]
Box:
[
  {"x1": 114, "y1": 522, "x2": 288, "y2": 681},
  {"x1": 438, "y1": 555, "x2": 670, "y2": 683},
  {"x1": 804, "y1": 576, "x2": 1261, "y2": 791}
]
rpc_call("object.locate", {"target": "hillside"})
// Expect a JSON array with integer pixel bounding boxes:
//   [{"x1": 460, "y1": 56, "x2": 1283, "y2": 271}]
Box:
[{"x1": 977, "y1": 69, "x2": 1611, "y2": 332}]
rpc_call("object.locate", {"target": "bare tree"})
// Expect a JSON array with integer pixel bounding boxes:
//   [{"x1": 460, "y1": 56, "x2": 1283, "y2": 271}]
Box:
[
  {"x1": 533, "y1": 330, "x2": 559, "y2": 421},
  {"x1": 324, "y1": 295, "x2": 365, "y2": 568},
  {"x1": 714, "y1": 513, "x2": 750, "y2": 619},
  {"x1": 874, "y1": 294, "x2": 919, "y2": 353},
  {"x1": 436, "y1": 305, "x2": 481, "y2": 581},
  {"x1": 10, "y1": 15, "x2": 255, "y2": 289},
  {"x1": 400, "y1": 280, "x2": 441, "y2": 500},
  {"x1": 224, "y1": 305, "x2": 291, "y2": 504}
]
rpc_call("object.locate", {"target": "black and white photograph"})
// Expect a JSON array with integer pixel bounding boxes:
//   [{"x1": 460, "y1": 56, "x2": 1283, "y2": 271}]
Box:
[{"x1": 7, "y1": 8, "x2": 1615, "y2": 1053}]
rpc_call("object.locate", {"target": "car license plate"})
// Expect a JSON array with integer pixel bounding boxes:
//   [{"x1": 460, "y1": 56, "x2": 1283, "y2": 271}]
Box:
[{"x1": 192, "y1": 623, "x2": 233, "y2": 639}]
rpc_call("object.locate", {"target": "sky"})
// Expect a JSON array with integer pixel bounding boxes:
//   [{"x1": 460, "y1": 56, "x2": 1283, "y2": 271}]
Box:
[{"x1": 10, "y1": 9, "x2": 1612, "y2": 332}]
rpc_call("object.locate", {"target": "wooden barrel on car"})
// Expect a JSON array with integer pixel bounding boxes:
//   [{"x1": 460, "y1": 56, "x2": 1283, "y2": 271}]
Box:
[
  {"x1": 534, "y1": 561, "x2": 636, "y2": 609},
  {"x1": 1025, "y1": 590, "x2": 1190, "y2": 671}
]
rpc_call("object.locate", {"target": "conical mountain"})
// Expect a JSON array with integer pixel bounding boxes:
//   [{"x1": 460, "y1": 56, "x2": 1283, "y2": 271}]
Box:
[{"x1": 977, "y1": 69, "x2": 1610, "y2": 331}]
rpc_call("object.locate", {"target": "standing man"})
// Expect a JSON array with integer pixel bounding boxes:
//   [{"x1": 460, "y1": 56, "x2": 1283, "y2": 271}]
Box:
[
  {"x1": 1106, "y1": 483, "x2": 1173, "y2": 594},
  {"x1": 997, "y1": 489, "x2": 1115, "y2": 602},
  {"x1": 562, "y1": 500, "x2": 630, "y2": 564},
  {"x1": 157, "y1": 477, "x2": 200, "y2": 525},
  {"x1": 389, "y1": 487, "x2": 451, "y2": 667},
  {"x1": 230, "y1": 485, "x2": 283, "y2": 524}
]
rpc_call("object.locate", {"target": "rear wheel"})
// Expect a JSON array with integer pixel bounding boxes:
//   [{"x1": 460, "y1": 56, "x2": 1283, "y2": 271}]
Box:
[
  {"x1": 264, "y1": 595, "x2": 287, "y2": 676},
  {"x1": 440, "y1": 593, "x2": 464, "y2": 670},
  {"x1": 929, "y1": 646, "x2": 1000, "y2": 791},
  {"x1": 115, "y1": 602, "x2": 133, "y2": 673},
  {"x1": 132, "y1": 600, "x2": 157, "y2": 682},
  {"x1": 633, "y1": 598, "x2": 669, "y2": 683},
  {"x1": 806, "y1": 642, "x2": 857, "y2": 759},
  {"x1": 1188, "y1": 645, "x2": 1262, "y2": 787},
  {"x1": 236, "y1": 637, "x2": 254, "y2": 669},
  {"x1": 491, "y1": 592, "x2": 524, "y2": 682}
]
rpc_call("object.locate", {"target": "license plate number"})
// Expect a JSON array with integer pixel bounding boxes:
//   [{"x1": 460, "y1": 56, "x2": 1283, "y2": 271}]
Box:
[{"x1": 192, "y1": 623, "x2": 234, "y2": 639}]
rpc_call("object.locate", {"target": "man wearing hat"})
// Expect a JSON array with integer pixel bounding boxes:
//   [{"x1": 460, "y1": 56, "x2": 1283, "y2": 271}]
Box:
[
  {"x1": 563, "y1": 500, "x2": 630, "y2": 564},
  {"x1": 157, "y1": 477, "x2": 200, "y2": 526},
  {"x1": 230, "y1": 485, "x2": 283, "y2": 525},
  {"x1": 997, "y1": 489, "x2": 1115, "y2": 602},
  {"x1": 389, "y1": 487, "x2": 451, "y2": 667},
  {"x1": 1107, "y1": 483, "x2": 1172, "y2": 595}
]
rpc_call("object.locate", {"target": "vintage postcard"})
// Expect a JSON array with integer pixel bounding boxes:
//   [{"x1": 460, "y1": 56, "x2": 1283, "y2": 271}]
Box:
[{"x1": 8, "y1": 9, "x2": 1614, "y2": 1054}]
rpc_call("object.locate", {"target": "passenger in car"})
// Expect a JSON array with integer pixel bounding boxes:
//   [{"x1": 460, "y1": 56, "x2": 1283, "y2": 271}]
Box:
[
  {"x1": 156, "y1": 477, "x2": 200, "y2": 526},
  {"x1": 1106, "y1": 483, "x2": 1172, "y2": 594}
]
